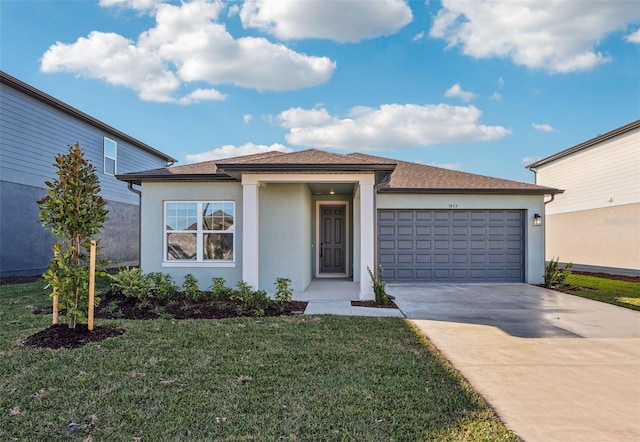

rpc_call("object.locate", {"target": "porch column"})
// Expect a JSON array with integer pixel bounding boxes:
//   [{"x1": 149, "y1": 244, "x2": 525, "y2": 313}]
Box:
[
  {"x1": 359, "y1": 180, "x2": 375, "y2": 300},
  {"x1": 242, "y1": 181, "x2": 259, "y2": 288}
]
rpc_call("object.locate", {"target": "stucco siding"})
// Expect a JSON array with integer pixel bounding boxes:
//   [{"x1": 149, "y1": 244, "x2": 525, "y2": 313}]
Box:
[
  {"x1": 534, "y1": 127, "x2": 640, "y2": 215},
  {"x1": 259, "y1": 184, "x2": 311, "y2": 292},
  {"x1": 546, "y1": 203, "x2": 640, "y2": 274},
  {"x1": 140, "y1": 182, "x2": 243, "y2": 289},
  {"x1": 0, "y1": 181, "x2": 140, "y2": 277},
  {"x1": 376, "y1": 193, "x2": 546, "y2": 284}
]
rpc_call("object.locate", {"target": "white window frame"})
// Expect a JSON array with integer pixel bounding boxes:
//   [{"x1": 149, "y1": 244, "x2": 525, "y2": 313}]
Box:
[
  {"x1": 103, "y1": 137, "x2": 117, "y2": 175},
  {"x1": 162, "y1": 201, "x2": 236, "y2": 268}
]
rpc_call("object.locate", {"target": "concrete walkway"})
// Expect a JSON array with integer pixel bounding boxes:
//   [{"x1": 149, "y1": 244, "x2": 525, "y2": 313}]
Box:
[
  {"x1": 297, "y1": 279, "x2": 404, "y2": 317},
  {"x1": 389, "y1": 283, "x2": 640, "y2": 442}
]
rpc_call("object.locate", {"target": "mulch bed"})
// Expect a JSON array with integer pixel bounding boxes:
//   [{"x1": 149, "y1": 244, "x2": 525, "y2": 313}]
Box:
[
  {"x1": 26, "y1": 291, "x2": 308, "y2": 349},
  {"x1": 351, "y1": 300, "x2": 399, "y2": 309},
  {"x1": 23, "y1": 324, "x2": 125, "y2": 349}
]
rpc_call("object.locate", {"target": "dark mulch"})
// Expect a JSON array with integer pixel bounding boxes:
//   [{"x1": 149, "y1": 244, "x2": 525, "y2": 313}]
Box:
[
  {"x1": 23, "y1": 324, "x2": 126, "y2": 349},
  {"x1": 351, "y1": 300, "x2": 399, "y2": 309},
  {"x1": 26, "y1": 292, "x2": 308, "y2": 349},
  {"x1": 94, "y1": 291, "x2": 308, "y2": 320}
]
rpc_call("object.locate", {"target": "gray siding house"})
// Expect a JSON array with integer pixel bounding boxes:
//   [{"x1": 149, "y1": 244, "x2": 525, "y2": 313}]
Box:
[{"x1": 0, "y1": 71, "x2": 175, "y2": 277}]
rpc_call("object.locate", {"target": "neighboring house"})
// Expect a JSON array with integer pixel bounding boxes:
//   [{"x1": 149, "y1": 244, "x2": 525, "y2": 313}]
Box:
[
  {"x1": 117, "y1": 149, "x2": 560, "y2": 299},
  {"x1": 527, "y1": 120, "x2": 640, "y2": 277},
  {"x1": 0, "y1": 71, "x2": 175, "y2": 277}
]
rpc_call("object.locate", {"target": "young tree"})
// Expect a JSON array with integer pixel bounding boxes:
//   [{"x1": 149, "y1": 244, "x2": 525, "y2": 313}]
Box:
[{"x1": 38, "y1": 142, "x2": 108, "y2": 329}]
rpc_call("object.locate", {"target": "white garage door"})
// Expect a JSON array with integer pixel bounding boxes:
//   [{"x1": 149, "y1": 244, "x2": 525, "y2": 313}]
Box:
[{"x1": 378, "y1": 209, "x2": 525, "y2": 282}]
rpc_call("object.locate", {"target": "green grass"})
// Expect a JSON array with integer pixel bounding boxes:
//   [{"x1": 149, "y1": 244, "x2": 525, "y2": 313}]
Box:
[
  {"x1": 563, "y1": 274, "x2": 640, "y2": 310},
  {"x1": 0, "y1": 280, "x2": 516, "y2": 441}
]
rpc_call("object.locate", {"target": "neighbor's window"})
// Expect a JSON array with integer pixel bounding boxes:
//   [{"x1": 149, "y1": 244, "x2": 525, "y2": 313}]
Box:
[
  {"x1": 165, "y1": 201, "x2": 234, "y2": 262},
  {"x1": 104, "y1": 137, "x2": 117, "y2": 175}
]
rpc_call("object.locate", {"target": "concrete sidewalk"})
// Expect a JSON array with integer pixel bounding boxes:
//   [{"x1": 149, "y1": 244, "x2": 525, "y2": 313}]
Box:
[
  {"x1": 391, "y1": 284, "x2": 640, "y2": 442},
  {"x1": 304, "y1": 300, "x2": 404, "y2": 317}
]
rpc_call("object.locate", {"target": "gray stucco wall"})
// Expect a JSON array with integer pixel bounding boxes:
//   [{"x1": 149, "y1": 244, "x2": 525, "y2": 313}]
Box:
[
  {"x1": 259, "y1": 183, "x2": 312, "y2": 292},
  {"x1": 139, "y1": 182, "x2": 243, "y2": 290},
  {"x1": 0, "y1": 181, "x2": 140, "y2": 277}
]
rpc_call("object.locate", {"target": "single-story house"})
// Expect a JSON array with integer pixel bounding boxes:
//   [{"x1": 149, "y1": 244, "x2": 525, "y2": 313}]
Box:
[
  {"x1": 527, "y1": 119, "x2": 640, "y2": 277},
  {"x1": 0, "y1": 71, "x2": 175, "y2": 277},
  {"x1": 118, "y1": 149, "x2": 561, "y2": 299}
]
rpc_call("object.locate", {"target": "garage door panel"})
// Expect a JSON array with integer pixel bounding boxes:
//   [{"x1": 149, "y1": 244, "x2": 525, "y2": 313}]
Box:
[{"x1": 378, "y1": 209, "x2": 524, "y2": 282}]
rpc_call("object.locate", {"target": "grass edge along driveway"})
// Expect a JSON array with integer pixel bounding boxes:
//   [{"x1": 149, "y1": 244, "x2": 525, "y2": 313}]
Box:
[
  {"x1": 0, "y1": 279, "x2": 516, "y2": 441},
  {"x1": 562, "y1": 274, "x2": 640, "y2": 310}
]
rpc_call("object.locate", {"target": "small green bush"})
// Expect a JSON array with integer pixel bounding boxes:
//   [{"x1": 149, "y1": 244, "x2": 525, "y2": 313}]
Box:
[
  {"x1": 367, "y1": 265, "x2": 389, "y2": 305},
  {"x1": 109, "y1": 267, "x2": 151, "y2": 299},
  {"x1": 147, "y1": 272, "x2": 178, "y2": 298},
  {"x1": 544, "y1": 258, "x2": 574, "y2": 288},
  {"x1": 182, "y1": 274, "x2": 203, "y2": 300},
  {"x1": 274, "y1": 277, "x2": 293, "y2": 303},
  {"x1": 232, "y1": 281, "x2": 272, "y2": 314},
  {"x1": 211, "y1": 277, "x2": 233, "y2": 299}
]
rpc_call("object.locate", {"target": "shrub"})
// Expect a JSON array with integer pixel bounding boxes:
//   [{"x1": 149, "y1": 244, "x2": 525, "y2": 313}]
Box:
[
  {"x1": 211, "y1": 277, "x2": 233, "y2": 299},
  {"x1": 544, "y1": 258, "x2": 574, "y2": 288},
  {"x1": 182, "y1": 274, "x2": 203, "y2": 301},
  {"x1": 274, "y1": 277, "x2": 293, "y2": 303},
  {"x1": 147, "y1": 272, "x2": 178, "y2": 298},
  {"x1": 232, "y1": 281, "x2": 272, "y2": 314},
  {"x1": 367, "y1": 265, "x2": 389, "y2": 305},
  {"x1": 109, "y1": 267, "x2": 151, "y2": 299}
]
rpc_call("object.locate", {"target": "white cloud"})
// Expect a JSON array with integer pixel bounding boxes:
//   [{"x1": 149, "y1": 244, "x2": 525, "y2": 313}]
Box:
[
  {"x1": 430, "y1": 0, "x2": 640, "y2": 73},
  {"x1": 98, "y1": 0, "x2": 160, "y2": 11},
  {"x1": 276, "y1": 103, "x2": 511, "y2": 151},
  {"x1": 430, "y1": 162, "x2": 463, "y2": 171},
  {"x1": 444, "y1": 83, "x2": 475, "y2": 102},
  {"x1": 41, "y1": 0, "x2": 336, "y2": 103},
  {"x1": 625, "y1": 28, "x2": 640, "y2": 43},
  {"x1": 243, "y1": 114, "x2": 253, "y2": 124},
  {"x1": 490, "y1": 92, "x2": 502, "y2": 101},
  {"x1": 522, "y1": 156, "x2": 542, "y2": 166},
  {"x1": 185, "y1": 142, "x2": 292, "y2": 163},
  {"x1": 532, "y1": 123, "x2": 557, "y2": 133},
  {"x1": 412, "y1": 31, "x2": 426, "y2": 42},
  {"x1": 497, "y1": 76, "x2": 505, "y2": 88},
  {"x1": 240, "y1": 0, "x2": 413, "y2": 42}
]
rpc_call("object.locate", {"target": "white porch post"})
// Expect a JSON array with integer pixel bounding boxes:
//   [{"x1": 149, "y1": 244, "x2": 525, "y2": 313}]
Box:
[
  {"x1": 359, "y1": 179, "x2": 375, "y2": 300},
  {"x1": 242, "y1": 180, "x2": 259, "y2": 288}
]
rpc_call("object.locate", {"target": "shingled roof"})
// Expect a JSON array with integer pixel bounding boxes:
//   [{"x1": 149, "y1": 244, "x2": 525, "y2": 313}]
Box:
[{"x1": 117, "y1": 149, "x2": 560, "y2": 194}]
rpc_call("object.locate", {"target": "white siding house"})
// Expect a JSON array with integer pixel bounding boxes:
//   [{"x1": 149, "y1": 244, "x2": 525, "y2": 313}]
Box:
[{"x1": 528, "y1": 120, "x2": 640, "y2": 277}]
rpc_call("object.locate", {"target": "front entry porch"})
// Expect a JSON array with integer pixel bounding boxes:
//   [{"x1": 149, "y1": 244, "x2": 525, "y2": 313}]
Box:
[{"x1": 293, "y1": 278, "x2": 360, "y2": 301}]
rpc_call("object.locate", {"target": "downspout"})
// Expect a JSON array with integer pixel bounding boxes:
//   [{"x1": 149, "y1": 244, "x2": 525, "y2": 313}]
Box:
[{"x1": 126, "y1": 181, "x2": 142, "y2": 267}]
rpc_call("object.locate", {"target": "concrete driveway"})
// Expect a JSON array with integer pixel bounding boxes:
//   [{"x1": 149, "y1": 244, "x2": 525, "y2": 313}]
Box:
[{"x1": 387, "y1": 283, "x2": 640, "y2": 442}]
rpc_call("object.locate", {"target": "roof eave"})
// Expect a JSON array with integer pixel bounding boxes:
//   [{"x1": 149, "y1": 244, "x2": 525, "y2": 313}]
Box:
[
  {"x1": 116, "y1": 173, "x2": 237, "y2": 185},
  {"x1": 378, "y1": 187, "x2": 564, "y2": 195},
  {"x1": 218, "y1": 164, "x2": 397, "y2": 173}
]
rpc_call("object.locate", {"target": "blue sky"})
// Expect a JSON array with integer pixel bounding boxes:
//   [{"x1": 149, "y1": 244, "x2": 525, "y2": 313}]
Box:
[{"x1": 2, "y1": 0, "x2": 639, "y2": 183}]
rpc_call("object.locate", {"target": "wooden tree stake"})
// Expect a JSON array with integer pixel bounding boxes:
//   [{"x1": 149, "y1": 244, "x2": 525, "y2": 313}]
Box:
[
  {"x1": 52, "y1": 249, "x2": 59, "y2": 325},
  {"x1": 88, "y1": 240, "x2": 96, "y2": 331}
]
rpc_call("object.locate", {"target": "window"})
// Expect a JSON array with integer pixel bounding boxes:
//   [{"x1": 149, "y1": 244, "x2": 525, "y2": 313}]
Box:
[
  {"x1": 165, "y1": 202, "x2": 235, "y2": 263},
  {"x1": 104, "y1": 137, "x2": 117, "y2": 175}
]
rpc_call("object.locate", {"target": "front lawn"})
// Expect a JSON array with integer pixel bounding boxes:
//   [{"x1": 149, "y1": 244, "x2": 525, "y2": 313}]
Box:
[
  {"x1": 0, "y1": 279, "x2": 516, "y2": 441},
  {"x1": 561, "y1": 274, "x2": 640, "y2": 310}
]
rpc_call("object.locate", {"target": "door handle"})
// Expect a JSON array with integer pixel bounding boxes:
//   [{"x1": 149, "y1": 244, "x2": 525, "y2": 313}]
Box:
[{"x1": 320, "y1": 242, "x2": 323, "y2": 258}]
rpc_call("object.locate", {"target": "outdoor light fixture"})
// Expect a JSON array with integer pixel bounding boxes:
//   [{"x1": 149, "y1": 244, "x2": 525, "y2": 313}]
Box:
[
  {"x1": 533, "y1": 213, "x2": 542, "y2": 226},
  {"x1": 329, "y1": 188, "x2": 335, "y2": 195}
]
